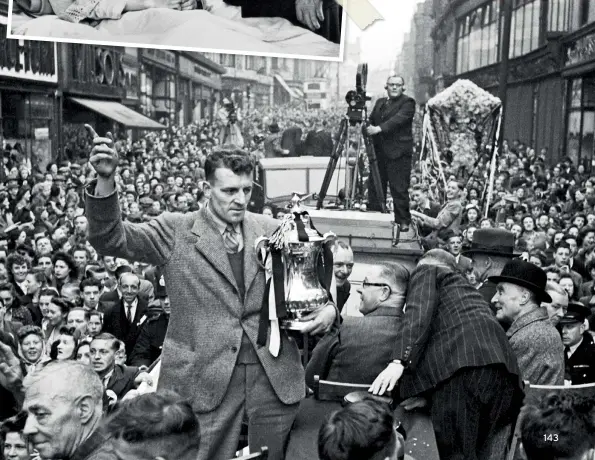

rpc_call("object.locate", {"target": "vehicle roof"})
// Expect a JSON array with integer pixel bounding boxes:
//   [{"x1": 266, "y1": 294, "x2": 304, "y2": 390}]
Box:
[{"x1": 259, "y1": 156, "x2": 347, "y2": 170}]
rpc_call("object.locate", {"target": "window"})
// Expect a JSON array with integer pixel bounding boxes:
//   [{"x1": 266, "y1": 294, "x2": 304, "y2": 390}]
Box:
[
  {"x1": 509, "y1": 0, "x2": 541, "y2": 59},
  {"x1": 456, "y1": 0, "x2": 500, "y2": 73},
  {"x1": 272, "y1": 58, "x2": 279, "y2": 70},
  {"x1": 246, "y1": 56, "x2": 256, "y2": 70},
  {"x1": 548, "y1": 0, "x2": 573, "y2": 32},
  {"x1": 1, "y1": 92, "x2": 53, "y2": 170},
  {"x1": 566, "y1": 77, "x2": 595, "y2": 166}
]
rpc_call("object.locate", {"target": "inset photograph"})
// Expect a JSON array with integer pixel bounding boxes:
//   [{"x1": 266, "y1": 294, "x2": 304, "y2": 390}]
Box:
[{"x1": 7, "y1": 0, "x2": 343, "y2": 59}]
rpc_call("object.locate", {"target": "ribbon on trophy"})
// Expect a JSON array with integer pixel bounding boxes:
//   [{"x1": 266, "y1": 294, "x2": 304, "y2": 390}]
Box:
[{"x1": 256, "y1": 212, "x2": 335, "y2": 357}]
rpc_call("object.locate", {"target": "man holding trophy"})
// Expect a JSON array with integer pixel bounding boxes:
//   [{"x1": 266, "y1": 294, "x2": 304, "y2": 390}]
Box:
[{"x1": 83, "y1": 125, "x2": 338, "y2": 460}]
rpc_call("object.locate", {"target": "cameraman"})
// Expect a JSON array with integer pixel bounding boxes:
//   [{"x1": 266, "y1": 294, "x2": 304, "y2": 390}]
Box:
[
  {"x1": 218, "y1": 98, "x2": 245, "y2": 148},
  {"x1": 366, "y1": 76, "x2": 416, "y2": 232}
]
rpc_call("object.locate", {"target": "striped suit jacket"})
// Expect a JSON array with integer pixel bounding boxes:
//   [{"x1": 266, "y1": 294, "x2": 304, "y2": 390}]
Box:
[
  {"x1": 85, "y1": 182, "x2": 305, "y2": 413},
  {"x1": 394, "y1": 264, "x2": 522, "y2": 398}
]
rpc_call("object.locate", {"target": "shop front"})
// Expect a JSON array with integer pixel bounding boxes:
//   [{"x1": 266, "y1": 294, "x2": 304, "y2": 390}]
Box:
[
  {"x1": 0, "y1": 16, "x2": 58, "y2": 171},
  {"x1": 179, "y1": 53, "x2": 224, "y2": 124},
  {"x1": 562, "y1": 24, "x2": 595, "y2": 169},
  {"x1": 140, "y1": 49, "x2": 177, "y2": 125},
  {"x1": 60, "y1": 44, "x2": 164, "y2": 162}
]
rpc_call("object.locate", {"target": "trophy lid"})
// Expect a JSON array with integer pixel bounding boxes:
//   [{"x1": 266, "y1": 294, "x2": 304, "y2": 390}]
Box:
[{"x1": 284, "y1": 192, "x2": 324, "y2": 242}]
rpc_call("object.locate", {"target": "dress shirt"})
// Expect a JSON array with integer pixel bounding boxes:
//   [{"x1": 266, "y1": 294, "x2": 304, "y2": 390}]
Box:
[
  {"x1": 205, "y1": 203, "x2": 244, "y2": 252},
  {"x1": 123, "y1": 298, "x2": 138, "y2": 323},
  {"x1": 102, "y1": 369, "x2": 115, "y2": 388},
  {"x1": 16, "y1": 281, "x2": 28, "y2": 295}
]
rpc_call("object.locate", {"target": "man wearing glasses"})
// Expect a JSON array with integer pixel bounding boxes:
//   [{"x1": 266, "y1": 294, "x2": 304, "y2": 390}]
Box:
[
  {"x1": 306, "y1": 263, "x2": 409, "y2": 388},
  {"x1": 366, "y1": 75, "x2": 416, "y2": 233}
]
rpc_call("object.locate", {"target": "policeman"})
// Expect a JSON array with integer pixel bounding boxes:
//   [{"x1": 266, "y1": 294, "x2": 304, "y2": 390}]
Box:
[{"x1": 559, "y1": 302, "x2": 595, "y2": 385}]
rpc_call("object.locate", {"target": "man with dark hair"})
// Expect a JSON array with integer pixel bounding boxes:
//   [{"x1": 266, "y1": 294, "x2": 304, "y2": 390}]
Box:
[
  {"x1": 410, "y1": 184, "x2": 440, "y2": 237},
  {"x1": 85, "y1": 129, "x2": 337, "y2": 460},
  {"x1": 318, "y1": 399, "x2": 403, "y2": 460},
  {"x1": 101, "y1": 390, "x2": 201, "y2": 460},
  {"x1": 90, "y1": 333, "x2": 141, "y2": 400},
  {"x1": 521, "y1": 392, "x2": 595, "y2": 460},
  {"x1": 548, "y1": 241, "x2": 582, "y2": 287},
  {"x1": 366, "y1": 75, "x2": 416, "y2": 232},
  {"x1": 81, "y1": 278, "x2": 102, "y2": 312}
]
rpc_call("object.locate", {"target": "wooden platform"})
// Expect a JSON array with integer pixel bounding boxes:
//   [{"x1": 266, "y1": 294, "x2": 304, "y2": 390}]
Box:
[{"x1": 307, "y1": 208, "x2": 423, "y2": 270}]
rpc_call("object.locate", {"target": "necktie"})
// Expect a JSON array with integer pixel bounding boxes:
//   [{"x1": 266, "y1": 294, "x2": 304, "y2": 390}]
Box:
[
  {"x1": 223, "y1": 225, "x2": 240, "y2": 254},
  {"x1": 565, "y1": 346, "x2": 570, "y2": 361},
  {"x1": 126, "y1": 305, "x2": 133, "y2": 323}
]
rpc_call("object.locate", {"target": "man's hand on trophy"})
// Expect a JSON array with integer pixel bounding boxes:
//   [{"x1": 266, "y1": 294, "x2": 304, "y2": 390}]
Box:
[
  {"x1": 85, "y1": 124, "x2": 119, "y2": 180},
  {"x1": 296, "y1": 0, "x2": 324, "y2": 31},
  {"x1": 366, "y1": 125, "x2": 382, "y2": 136},
  {"x1": 295, "y1": 302, "x2": 337, "y2": 335}
]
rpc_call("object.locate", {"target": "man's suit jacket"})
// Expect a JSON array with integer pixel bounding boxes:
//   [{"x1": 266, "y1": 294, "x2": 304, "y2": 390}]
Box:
[
  {"x1": 98, "y1": 285, "x2": 152, "y2": 314},
  {"x1": 506, "y1": 307, "x2": 564, "y2": 385},
  {"x1": 305, "y1": 307, "x2": 400, "y2": 388},
  {"x1": 129, "y1": 312, "x2": 169, "y2": 368},
  {"x1": 566, "y1": 332, "x2": 595, "y2": 385},
  {"x1": 281, "y1": 126, "x2": 303, "y2": 157},
  {"x1": 106, "y1": 364, "x2": 140, "y2": 400},
  {"x1": 394, "y1": 265, "x2": 522, "y2": 399},
  {"x1": 102, "y1": 296, "x2": 149, "y2": 358},
  {"x1": 86, "y1": 184, "x2": 304, "y2": 413},
  {"x1": 368, "y1": 95, "x2": 416, "y2": 160},
  {"x1": 302, "y1": 129, "x2": 333, "y2": 157}
]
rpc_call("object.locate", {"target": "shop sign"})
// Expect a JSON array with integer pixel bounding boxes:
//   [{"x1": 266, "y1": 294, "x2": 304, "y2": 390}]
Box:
[
  {"x1": 566, "y1": 32, "x2": 595, "y2": 68},
  {"x1": 34, "y1": 127, "x2": 49, "y2": 139},
  {"x1": 0, "y1": 23, "x2": 57, "y2": 83},
  {"x1": 143, "y1": 48, "x2": 176, "y2": 70}
]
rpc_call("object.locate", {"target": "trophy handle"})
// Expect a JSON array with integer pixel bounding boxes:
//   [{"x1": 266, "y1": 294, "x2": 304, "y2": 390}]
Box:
[
  {"x1": 254, "y1": 236, "x2": 270, "y2": 269},
  {"x1": 323, "y1": 232, "x2": 337, "y2": 244}
]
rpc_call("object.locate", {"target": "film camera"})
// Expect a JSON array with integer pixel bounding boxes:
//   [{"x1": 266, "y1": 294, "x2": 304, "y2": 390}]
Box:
[
  {"x1": 223, "y1": 99, "x2": 238, "y2": 125},
  {"x1": 344, "y1": 63, "x2": 371, "y2": 125}
]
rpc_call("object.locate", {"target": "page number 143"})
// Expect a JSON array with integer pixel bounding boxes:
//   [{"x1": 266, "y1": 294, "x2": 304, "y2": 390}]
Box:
[{"x1": 544, "y1": 434, "x2": 559, "y2": 441}]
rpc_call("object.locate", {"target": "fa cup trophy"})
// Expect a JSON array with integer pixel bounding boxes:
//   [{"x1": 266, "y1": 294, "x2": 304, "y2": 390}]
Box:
[{"x1": 255, "y1": 193, "x2": 336, "y2": 330}]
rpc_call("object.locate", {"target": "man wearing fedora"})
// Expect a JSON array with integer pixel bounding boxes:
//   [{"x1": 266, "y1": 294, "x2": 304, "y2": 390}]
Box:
[
  {"x1": 559, "y1": 302, "x2": 595, "y2": 385},
  {"x1": 490, "y1": 260, "x2": 565, "y2": 385},
  {"x1": 462, "y1": 228, "x2": 520, "y2": 308}
]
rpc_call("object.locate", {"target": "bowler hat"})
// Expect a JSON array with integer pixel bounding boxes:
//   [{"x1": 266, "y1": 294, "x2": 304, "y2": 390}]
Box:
[
  {"x1": 488, "y1": 259, "x2": 552, "y2": 303},
  {"x1": 558, "y1": 302, "x2": 591, "y2": 325},
  {"x1": 462, "y1": 229, "x2": 520, "y2": 258}
]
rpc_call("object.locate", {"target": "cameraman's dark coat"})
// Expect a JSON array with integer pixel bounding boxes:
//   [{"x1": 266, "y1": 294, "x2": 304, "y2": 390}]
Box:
[{"x1": 369, "y1": 95, "x2": 416, "y2": 160}]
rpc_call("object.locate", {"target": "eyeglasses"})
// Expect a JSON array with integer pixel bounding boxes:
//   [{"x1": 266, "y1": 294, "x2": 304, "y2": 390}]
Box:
[{"x1": 362, "y1": 281, "x2": 392, "y2": 295}]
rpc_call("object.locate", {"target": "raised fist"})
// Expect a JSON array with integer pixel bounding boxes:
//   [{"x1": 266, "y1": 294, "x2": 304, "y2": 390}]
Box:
[{"x1": 85, "y1": 124, "x2": 118, "y2": 180}]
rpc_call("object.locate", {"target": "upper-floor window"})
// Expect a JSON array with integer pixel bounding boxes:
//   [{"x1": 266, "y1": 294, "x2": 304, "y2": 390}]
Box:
[
  {"x1": 456, "y1": 0, "x2": 500, "y2": 73},
  {"x1": 509, "y1": 0, "x2": 541, "y2": 58}
]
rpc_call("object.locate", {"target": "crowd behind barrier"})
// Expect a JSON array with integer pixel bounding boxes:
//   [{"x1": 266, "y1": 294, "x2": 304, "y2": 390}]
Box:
[{"x1": 1, "y1": 102, "x2": 595, "y2": 460}]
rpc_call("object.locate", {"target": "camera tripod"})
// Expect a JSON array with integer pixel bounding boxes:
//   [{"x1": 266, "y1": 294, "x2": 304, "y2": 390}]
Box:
[{"x1": 316, "y1": 116, "x2": 386, "y2": 214}]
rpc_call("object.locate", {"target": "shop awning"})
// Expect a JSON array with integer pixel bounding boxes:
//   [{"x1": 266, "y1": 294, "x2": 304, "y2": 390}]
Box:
[
  {"x1": 69, "y1": 97, "x2": 166, "y2": 129},
  {"x1": 274, "y1": 74, "x2": 297, "y2": 98}
]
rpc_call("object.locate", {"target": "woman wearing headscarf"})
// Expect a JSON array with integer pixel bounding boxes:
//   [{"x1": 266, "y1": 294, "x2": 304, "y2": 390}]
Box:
[{"x1": 16, "y1": 325, "x2": 50, "y2": 375}]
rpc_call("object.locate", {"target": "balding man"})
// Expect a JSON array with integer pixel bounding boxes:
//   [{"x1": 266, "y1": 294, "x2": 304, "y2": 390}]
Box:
[
  {"x1": 370, "y1": 249, "x2": 523, "y2": 460},
  {"x1": 366, "y1": 75, "x2": 416, "y2": 232},
  {"x1": 306, "y1": 263, "x2": 408, "y2": 388},
  {"x1": 331, "y1": 241, "x2": 354, "y2": 314},
  {"x1": 102, "y1": 272, "x2": 149, "y2": 360},
  {"x1": 22, "y1": 361, "x2": 105, "y2": 460},
  {"x1": 542, "y1": 282, "x2": 569, "y2": 327}
]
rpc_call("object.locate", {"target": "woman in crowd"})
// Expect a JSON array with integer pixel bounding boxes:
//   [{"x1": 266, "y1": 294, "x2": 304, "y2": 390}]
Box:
[
  {"x1": 50, "y1": 326, "x2": 80, "y2": 361},
  {"x1": 43, "y1": 297, "x2": 70, "y2": 352},
  {"x1": 17, "y1": 325, "x2": 49, "y2": 375}
]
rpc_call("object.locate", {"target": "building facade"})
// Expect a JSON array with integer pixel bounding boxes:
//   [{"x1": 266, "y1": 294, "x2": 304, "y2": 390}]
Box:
[
  {"x1": 431, "y1": 0, "x2": 595, "y2": 166},
  {"x1": 0, "y1": 14, "x2": 58, "y2": 171}
]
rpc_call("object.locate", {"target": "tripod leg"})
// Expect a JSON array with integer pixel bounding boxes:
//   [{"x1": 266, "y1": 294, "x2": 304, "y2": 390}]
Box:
[
  {"x1": 317, "y1": 118, "x2": 349, "y2": 210},
  {"x1": 362, "y1": 127, "x2": 387, "y2": 213}
]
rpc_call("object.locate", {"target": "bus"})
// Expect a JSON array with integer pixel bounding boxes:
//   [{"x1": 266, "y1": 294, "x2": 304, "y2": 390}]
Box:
[{"x1": 303, "y1": 80, "x2": 330, "y2": 110}]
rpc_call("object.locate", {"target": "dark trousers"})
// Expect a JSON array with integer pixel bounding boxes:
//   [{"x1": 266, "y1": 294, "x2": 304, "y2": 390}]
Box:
[
  {"x1": 368, "y1": 153, "x2": 412, "y2": 225},
  {"x1": 429, "y1": 365, "x2": 521, "y2": 460}
]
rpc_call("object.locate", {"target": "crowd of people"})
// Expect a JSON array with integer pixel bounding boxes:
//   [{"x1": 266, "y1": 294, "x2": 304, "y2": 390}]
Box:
[{"x1": 0, "y1": 99, "x2": 594, "y2": 460}]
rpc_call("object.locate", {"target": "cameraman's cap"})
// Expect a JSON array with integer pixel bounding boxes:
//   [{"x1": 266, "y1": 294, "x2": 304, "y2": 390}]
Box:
[{"x1": 559, "y1": 302, "x2": 591, "y2": 326}]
